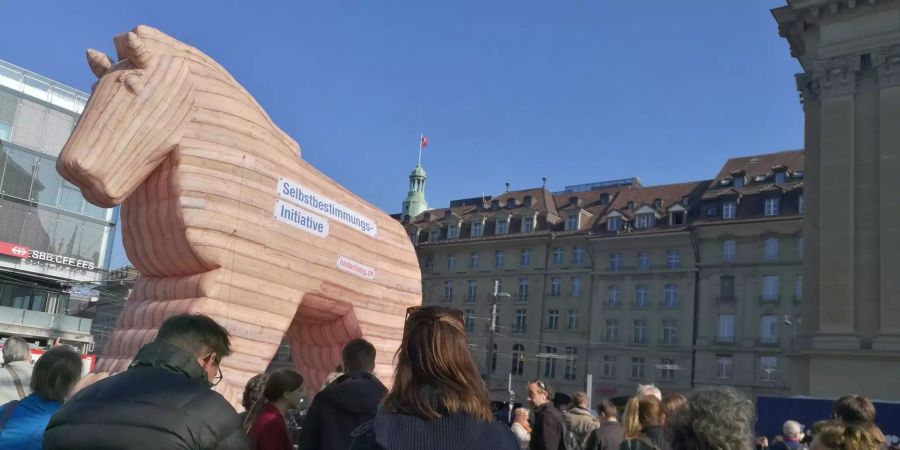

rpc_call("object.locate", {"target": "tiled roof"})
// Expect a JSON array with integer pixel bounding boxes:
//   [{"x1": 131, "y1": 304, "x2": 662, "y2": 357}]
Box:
[
  {"x1": 704, "y1": 149, "x2": 804, "y2": 198},
  {"x1": 604, "y1": 181, "x2": 709, "y2": 218}
]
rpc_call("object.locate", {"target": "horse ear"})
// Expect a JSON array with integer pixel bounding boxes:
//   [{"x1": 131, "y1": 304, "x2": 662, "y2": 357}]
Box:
[
  {"x1": 86, "y1": 49, "x2": 113, "y2": 79},
  {"x1": 115, "y1": 31, "x2": 153, "y2": 69}
]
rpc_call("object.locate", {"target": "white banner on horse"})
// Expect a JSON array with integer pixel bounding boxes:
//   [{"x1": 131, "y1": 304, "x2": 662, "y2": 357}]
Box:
[{"x1": 277, "y1": 177, "x2": 378, "y2": 237}]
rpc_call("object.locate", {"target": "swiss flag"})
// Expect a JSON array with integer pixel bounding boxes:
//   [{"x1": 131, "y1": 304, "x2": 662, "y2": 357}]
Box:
[{"x1": 420, "y1": 135, "x2": 429, "y2": 149}]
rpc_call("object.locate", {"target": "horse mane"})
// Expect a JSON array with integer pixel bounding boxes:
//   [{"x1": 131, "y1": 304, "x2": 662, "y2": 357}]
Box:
[{"x1": 125, "y1": 25, "x2": 301, "y2": 157}]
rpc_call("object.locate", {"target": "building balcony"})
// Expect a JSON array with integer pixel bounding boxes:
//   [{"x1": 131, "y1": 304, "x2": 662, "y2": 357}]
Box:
[
  {"x1": 716, "y1": 295, "x2": 736, "y2": 304},
  {"x1": 659, "y1": 337, "x2": 679, "y2": 347},
  {"x1": 602, "y1": 336, "x2": 620, "y2": 344},
  {"x1": 631, "y1": 337, "x2": 649, "y2": 346},
  {"x1": 715, "y1": 335, "x2": 736, "y2": 344},
  {"x1": 757, "y1": 336, "x2": 780, "y2": 346},
  {"x1": 0, "y1": 306, "x2": 93, "y2": 342}
]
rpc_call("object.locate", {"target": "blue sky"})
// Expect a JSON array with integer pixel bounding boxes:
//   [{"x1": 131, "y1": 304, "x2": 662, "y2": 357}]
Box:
[{"x1": 0, "y1": 1, "x2": 802, "y2": 269}]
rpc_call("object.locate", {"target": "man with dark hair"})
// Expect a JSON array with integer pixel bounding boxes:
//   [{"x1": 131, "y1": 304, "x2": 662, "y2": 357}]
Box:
[
  {"x1": 833, "y1": 395, "x2": 876, "y2": 424},
  {"x1": 527, "y1": 379, "x2": 565, "y2": 450},
  {"x1": 584, "y1": 400, "x2": 624, "y2": 450},
  {"x1": 43, "y1": 314, "x2": 249, "y2": 450},
  {"x1": 0, "y1": 336, "x2": 33, "y2": 403},
  {"x1": 298, "y1": 338, "x2": 386, "y2": 450}
]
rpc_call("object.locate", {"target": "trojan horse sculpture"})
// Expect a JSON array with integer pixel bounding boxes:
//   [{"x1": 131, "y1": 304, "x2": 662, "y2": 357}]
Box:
[{"x1": 58, "y1": 25, "x2": 421, "y2": 404}]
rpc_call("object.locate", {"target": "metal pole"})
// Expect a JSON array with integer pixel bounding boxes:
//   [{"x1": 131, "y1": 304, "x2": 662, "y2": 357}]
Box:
[{"x1": 485, "y1": 280, "x2": 499, "y2": 391}]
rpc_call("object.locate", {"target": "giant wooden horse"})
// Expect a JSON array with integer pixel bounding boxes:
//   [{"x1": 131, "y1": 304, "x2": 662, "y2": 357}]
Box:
[{"x1": 57, "y1": 25, "x2": 421, "y2": 404}]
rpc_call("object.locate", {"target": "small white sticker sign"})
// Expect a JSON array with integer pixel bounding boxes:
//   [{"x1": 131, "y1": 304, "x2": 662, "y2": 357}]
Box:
[
  {"x1": 277, "y1": 178, "x2": 378, "y2": 237},
  {"x1": 336, "y1": 256, "x2": 375, "y2": 280},
  {"x1": 275, "y1": 199, "x2": 329, "y2": 237}
]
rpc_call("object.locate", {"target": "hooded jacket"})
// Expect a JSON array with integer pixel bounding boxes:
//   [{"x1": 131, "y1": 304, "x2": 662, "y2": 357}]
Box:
[
  {"x1": 42, "y1": 341, "x2": 249, "y2": 450},
  {"x1": 564, "y1": 406, "x2": 600, "y2": 449},
  {"x1": 350, "y1": 410, "x2": 520, "y2": 450},
  {"x1": 298, "y1": 370, "x2": 387, "y2": 450}
]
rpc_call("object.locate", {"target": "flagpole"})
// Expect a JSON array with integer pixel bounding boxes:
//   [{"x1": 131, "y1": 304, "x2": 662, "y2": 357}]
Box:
[{"x1": 418, "y1": 133, "x2": 423, "y2": 166}]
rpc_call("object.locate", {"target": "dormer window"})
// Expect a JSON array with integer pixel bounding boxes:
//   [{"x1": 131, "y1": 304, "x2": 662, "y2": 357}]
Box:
[
  {"x1": 626, "y1": 201, "x2": 635, "y2": 210},
  {"x1": 409, "y1": 231, "x2": 419, "y2": 245},
  {"x1": 523, "y1": 196, "x2": 533, "y2": 207},
  {"x1": 521, "y1": 215, "x2": 536, "y2": 233},
  {"x1": 681, "y1": 196, "x2": 690, "y2": 205},
  {"x1": 723, "y1": 201, "x2": 736, "y2": 219},
  {"x1": 471, "y1": 221, "x2": 484, "y2": 237},
  {"x1": 600, "y1": 193, "x2": 611, "y2": 205},
  {"x1": 448, "y1": 223, "x2": 460, "y2": 239},
  {"x1": 798, "y1": 194, "x2": 804, "y2": 214},
  {"x1": 496, "y1": 218, "x2": 509, "y2": 235},
  {"x1": 654, "y1": 199, "x2": 663, "y2": 208},
  {"x1": 429, "y1": 229, "x2": 441, "y2": 241},
  {"x1": 607, "y1": 216, "x2": 623, "y2": 232},
  {"x1": 566, "y1": 214, "x2": 579, "y2": 231},
  {"x1": 764, "y1": 198, "x2": 780, "y2": 216},
  {"x1": 635, "y1": 213, "x2": 655, "y2": 229},
  {"x1": 734, "y1": 177, "x2": 744, "y2": 188},
  {"x1": 670, "y1": 211, "x2": 685, "y2": 225},
  {"x1": 775, "y1": 172, "x2": 786, "y2": 184},
  {"x1": 507, "y1": 198, "x2": 517, "y2": 208}
]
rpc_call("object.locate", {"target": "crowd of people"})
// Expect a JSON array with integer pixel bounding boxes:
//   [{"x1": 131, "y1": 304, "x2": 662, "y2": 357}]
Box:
[{"x1": 0, "y1": 307, "x2": 892, "y2": 450}]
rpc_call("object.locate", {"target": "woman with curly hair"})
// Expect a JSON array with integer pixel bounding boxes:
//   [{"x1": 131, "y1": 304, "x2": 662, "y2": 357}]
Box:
[{"x1": 668, "y1": 387, "x2": 754, "y2": 450}]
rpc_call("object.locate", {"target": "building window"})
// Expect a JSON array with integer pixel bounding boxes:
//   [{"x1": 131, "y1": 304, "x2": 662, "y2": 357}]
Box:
[
  {"x1": 443, "y1": 281, "x2": 453, "y2": 303},
  {"x1": 472, "y1": 222, "x2": 483, "y2": 237},
  {"x1": 734, "y1": 176, "x2": 744, "y2": 188},
  {"x1": 564, "y1": 347, "x2": 577, "y2": 380},
  {"x1": 775, "y1": 171, "x2": 786, "y2": 184},
  {"x1": 429, "y1": 229, "x2": 441, "y2": 241},
  {"x1": 722, "y1": 239, "x2": 736, "y2": 262},
  {"x1": 764, "y1": 197, "x2": 780, "y2": 216},
  {"x1": 723, "y1": 201, "x2": 737, "y2": 219},
  {"x1": 464, "y1": 310, "x2": 475, "y2": 333},
  {"x1": 662, "y1": 320, "x2": 678, "y2": 344},
  {"x1": 638, "y1": 251, "x2": 650, "y2": 270},
  {"x1": 666, "y1": 250, "x2": 680, "y2": 269},
  {"x1": 718, "y1": 314, "x2": 735, "y2": 343},
  {"x1": 670, "y1": 210, "x2": 685, "y2": 225},
  {"x1": 514, "y1": 309, "x2": 527, "y2": 333},
  {"x1": 764, "y1": 238, "x2": 779, "y2": 260},
  {"x1": 496, "y1": 218, "x2": 509, "y2": 235},
  {"x1": 447, "y1": 254, "x2": 456, "y2": 271},
  {"x1": 610, "y1": 253, "x2": 622, "y2": 272},
  {"x1": 552, "y1": 247, "x2": 564, "y2": 265},
  {"x1": 603, "y1": 356, "x2": 616, "y2": 377},
  {"x1": 493, "y1": 279, "x2": 503, "y2": 295},
  {"x1": 762, "y1": 275, "x2": 779, "y2": 302},
  {"x1": 448, "y1": 224, "x2": 459, "y2": 239},
  {"x1": 633, "y1": 319, "x2": 648, "y2": 344},
  {"x1": 796, "y1": 235, "x2": 804, "y2": 259},
  {"x1": 634, "y1": 285, "x2": 649, "y2": 307},
  {"x1": 547, "y1": 310, "x2": 559, "y2": 330},
  {"x1": 491, "y1": 344, "x2": 497, "y2": 371},
  {"x1": 467, "y1": 280, "x2": 477, "y2": 303},
  {"x1": 795, "y1": 275, "x2": 803, "y2": 302},
  {"x1": 664, "y1": 284, "x2": 678, "y2": 307},
  {"x1": 567, "y1": 309, "x2": 578, "y2": 330},
  {"x1": 544, "y1": 346, "x2": 557, "y2": 378},
  {"x1": 760, "y1": 315, "x2": 778, "y2": 344},
  {"x1": 635, "y1": 213, "x2": 655, "y2": 229},
  {"x1": 716, "y1": 355, "x2": 733, "y2": 379},
  {"x1": 566, "y1": 214, "x2": 579, "y2": 231},
  {"x1": 409, "y1": 232, "x2": 419, "y2": 245},
  {"x1": 572, "y1": 246, "x2": 584, "y2": 264},
  {"x1": 511, "y1": 344, "x2": 525, "y2": 375},
  {"x1": 631, "y1": 357, "x2": 646, "y2": 379},
  {"x1": 470, "y1": 252, "x2": 480, "y2": 269},
  {"x1": 720, "y1": 276, "x2": 735, "y2": 301},
  {"x1": 605, "y1": 320, "x2": 619, "y2": 342},
  {"x1": 550, "y1": 277, "x2": 561, "y2": 297},
  {"x1": 522, "y1": 216, "x2": 535, "y2": 233},
  {"x1": 798, "y1": 194, "x2": 804, "y2": 214},
  {"x1": 760, "y1": 356, "x2": 778, "y2": 381},
  {"x1": 521, "y1": 248, "x2": 532, "y2": 266},
  {"x1": 495, "y1": 250, "x2": 505, "y2": 268},
  {"x1": 571, "y1": 277, "x2": 582, "y2": 297},
  {"x1": 518, "y1": 278, "x2": 529, "y2": 302},
  {"x1": 607, "y1": 216, "x2": 622, "y2": 232},
  {"x1": 659, "y1": 357, "x2": 676, "y2": 381},
  {"x1": 608, "y1": 286, "x2": 621, "y2": 307}
]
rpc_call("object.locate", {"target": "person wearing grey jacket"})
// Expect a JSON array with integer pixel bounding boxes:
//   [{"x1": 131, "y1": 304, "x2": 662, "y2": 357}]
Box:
[
  {"x1": 0, "y1": 337, "x2": 34, "y2": 404},
  {"x1": 564, "y1": 392, "x2": 600, "y2": 450}
]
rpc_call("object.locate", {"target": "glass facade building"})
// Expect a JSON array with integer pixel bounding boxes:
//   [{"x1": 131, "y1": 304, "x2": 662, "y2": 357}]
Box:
[{"x1": 0, "y1": 59, "x2": 115, "y2": 350}]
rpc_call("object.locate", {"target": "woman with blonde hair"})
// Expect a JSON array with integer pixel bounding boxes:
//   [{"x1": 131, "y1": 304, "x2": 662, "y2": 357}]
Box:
[
  {"x1": 510, "y1": 407, "x2": 531, "y2": 449},
  {"x1": 350, "y1": 306, "x2": 518, "y2": 450},
  {"x1": 620, "y1": 394, "x2": 669, "y2": 450}
]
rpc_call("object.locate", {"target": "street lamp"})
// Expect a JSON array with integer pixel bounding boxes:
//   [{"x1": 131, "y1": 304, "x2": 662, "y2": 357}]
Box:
[{"x1": 485, "y1": 280, "x2": 510, "y2": 390}]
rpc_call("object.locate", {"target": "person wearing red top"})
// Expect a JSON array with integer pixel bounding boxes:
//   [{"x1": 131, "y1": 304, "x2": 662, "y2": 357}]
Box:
[{"x1": 245, "y1": 368, "x2": 304, "y2": 450}]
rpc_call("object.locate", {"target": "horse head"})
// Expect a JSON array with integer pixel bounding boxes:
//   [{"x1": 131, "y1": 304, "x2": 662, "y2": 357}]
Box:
[{"x1": 58, "y1": 26, "x2": 194, "y2": 207}]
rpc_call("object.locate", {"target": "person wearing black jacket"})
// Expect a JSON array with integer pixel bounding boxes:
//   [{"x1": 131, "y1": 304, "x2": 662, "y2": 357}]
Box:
[
  {"x1": 527, "y1": 379, "x2": 564, "y2": 450},
  {"x1": 298, "y1": 338, "x2": 387, "y2": 450},
  {"x1": 43, "y1": 314, "x2": 249, "y2": 450}
]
